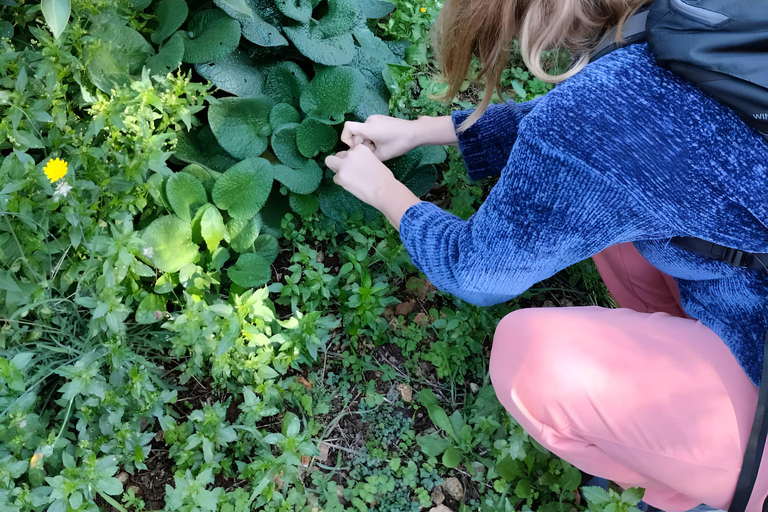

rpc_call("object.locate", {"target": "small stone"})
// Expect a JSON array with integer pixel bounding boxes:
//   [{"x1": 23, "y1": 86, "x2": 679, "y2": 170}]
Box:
[
  {"x1": 273, "y1": 472, "x2": 284, "y2": 490},
  {"x1": 414, "y1": 312, "x2": 430, "y2": 326},
  {"x1": 429, "y1": 505, "x2": 453, "y2": 512},
  {"x1": 469, "y1": 383, "x2": 480, "y2": 394},
  {"x1": 431, "y1": 487, "x2": 445, "y2": 505},
  {"x1": 128, "y1": 485, "x2": 141, "y2": 496},
  {"x1": 397, "y1": 383, "x2": 413, "y2": 403},
  {"x1": 442, "y1": 477, "x2": 464, "y2": 501},
  {"x1": 300, "y1": 455, "x2": 312, "y2": 467},
  {"x1": 117, "y1": 472, "x2": 129, "y2": 484},
  {"x1": 316, "y1": 251, "x2": 325, "y2": 264},
  {"x1": 318, "y1": 442, "x2": 330, "y2": 462}
]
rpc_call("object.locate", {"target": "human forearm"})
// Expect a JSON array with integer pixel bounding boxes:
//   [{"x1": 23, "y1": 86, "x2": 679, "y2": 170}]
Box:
[
  {"x1": 412, "y1": 115, "x2": 459, "y2": 147},
  {"x1": 375, "y1": 178, "x2": 421, "y2": 232}
]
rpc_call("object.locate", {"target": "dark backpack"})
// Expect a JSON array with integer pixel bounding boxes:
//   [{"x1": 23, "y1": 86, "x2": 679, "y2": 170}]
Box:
[{"x1": 590, "y1": 2, "x2": 768, "y2": 511}]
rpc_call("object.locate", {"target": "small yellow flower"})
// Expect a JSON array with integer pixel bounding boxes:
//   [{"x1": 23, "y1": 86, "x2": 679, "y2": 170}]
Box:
[
  {"x1": 44, "y1": 158, "x2": 68, "y2": 183},
  {"x1": 30, "y1": 452, "x2": 44, "y2": 469},
  {"x1": 420, "y1": 7, "x2": 427, "y2": 12}
]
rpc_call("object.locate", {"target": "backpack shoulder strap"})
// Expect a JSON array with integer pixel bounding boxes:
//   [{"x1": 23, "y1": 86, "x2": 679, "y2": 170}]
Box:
[{"x1": 670, "y1": 237, "x2": 768, "y2": 274}]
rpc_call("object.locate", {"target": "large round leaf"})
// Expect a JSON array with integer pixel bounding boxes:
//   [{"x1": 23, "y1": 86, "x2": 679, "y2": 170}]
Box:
[
  {"x1": 166, "y1": 172, "x2": 208, "y2": 221},
  {"x1": 318, "y1": 0, "x2": 357, "y2": 37},
  {"x1": 300, "y1": 67, "x2": 364, "y2": 124},
  {"x1": 228, "y1": 253, "x2": 271, "y2": 288},
  {"x1": 195, "y1": 49, "x2": 264, "y2": 97},
  {"x1": 209, "y1": 96, "x2": 275, "y2": 160},
  {"x1": 318, "y1": 181, "x2": 378, "y2": 223},
  {"x1": 192, "y1": 204, "x2": 227, "y2": 252},
  {"x1": 227, "y1": 214, "x2": 262, "y2": 253},
  {"x1": 297, "y1": 118, "x2": 338, "y2": 158},
  {"x1": 146, "y1": 32, "x2": 185, "y2": 77},
  {"x1": 358, "y1": 0, "x2": 395, "y2": 19},
  {"x1": 270, "y1": 160, "x2": 322, "y2": 195},
  {"x1": 181, "y1": 11, "x2": 241, "y2": 64},
  {"x1": 274, "y1": 0, "x2": 312, "y2": 23},
  {"x1": 289, "y1": 193, "x2": 320, "y2": 217},
  {"x1": 253, "y1": 234, "x2": 279, "y2": 263},
  {"x1": 271, "y1": 123, "x2": 306, "y2": 169},
  {"x1": 264, "y1": 62, "x2": 308, "y2": 109},
  {"x1": 215, "y1": 0, "x2": 288, "y2": 47},
  {"x1": 284, "y1": 24, "x2": 355, "y2": 66},
  {"x1": 181, "y1": 164, "x2": 218, "y2": 194},
  {"x1": 213, "y1": 158, "x2": 273, "y2": 220},
  {"x1": 175, "y1": 127, "x2": 239, "y2": 173},
  {"x1": 269, "y1": 103, "x2": 301, "y2": 130},
  {"x1": 151, "y1": 0, "x2": 188, "y2": 44},
  {"x1": 142, "y1": 216, "x2": 199, "y2": 273},
  {"x1": 86, "y1": 19, "x2": 155, "y2": 93}
]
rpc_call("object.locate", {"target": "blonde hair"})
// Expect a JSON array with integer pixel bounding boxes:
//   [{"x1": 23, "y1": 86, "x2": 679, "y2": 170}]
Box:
[{"x1": 434, "y1": 0, "x2": 652, "y2": 130}]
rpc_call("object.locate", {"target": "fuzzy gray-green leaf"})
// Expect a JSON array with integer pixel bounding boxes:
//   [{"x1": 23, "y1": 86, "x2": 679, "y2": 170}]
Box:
[
  {"x1": 300, "y1": 66, "x2": 364, "y2": 124},
  {"x1": 208, "y1": 96, "x2": 275, "y2": 160},
  {"x1": 146, "y1": 32, "x2": 185, "y2": 77},
  {"x1": 270, "y1": 160, "x2": 322, "y2": 194},
  {"x1": 274, "y1": 0, "x2": 312, "y2": 23},
  {"x1": 166, "y1": 172, "x2": 208, "y2": 221},
  {"x1": 195, "y1": 49, "x2": 264, "y2": 97},
  {"x1": 151, "y1": 0, "x2": 188, "y2": 44},
  {"x1": 270, "y1": 103, "x2": 301, "y2": 130},
  {"x1": 264, "y1": 62, "x2": 308, "y2": 109},
  {"x1": 228, "y1": 253, "x2": 271, "y2": 288},
  {"x1": 212, "y1": 158, "x2": 273, "y2": 220},
  {"x1": 284, "y1": 24, "x2": 355, "y2": 66},
  {"x1": 181, "y1": 12, "x2": 241, "y2": 64},
  {"x1": 271, "y1": 123, "x2": 306, "y2": 169},
  {"x1": 297, "y1": 118, "x2": 338, "y2": 158},
  {"x1": 142, "y1": 216, "x2": 199, "y2": 273}
]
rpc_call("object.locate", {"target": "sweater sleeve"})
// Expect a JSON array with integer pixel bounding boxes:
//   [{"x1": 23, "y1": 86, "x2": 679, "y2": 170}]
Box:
[
  {"x1": 399, "y1": 134, "x2": 669, "y2": 307},
  {"x1": 451, "y1": 98, "x2": 542, "y2": 181}
]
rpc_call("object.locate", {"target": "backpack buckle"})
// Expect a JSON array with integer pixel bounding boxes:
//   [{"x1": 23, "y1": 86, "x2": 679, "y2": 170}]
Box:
[{"x1": 722, "y1": 247, "x2": 750, "y2": 267}]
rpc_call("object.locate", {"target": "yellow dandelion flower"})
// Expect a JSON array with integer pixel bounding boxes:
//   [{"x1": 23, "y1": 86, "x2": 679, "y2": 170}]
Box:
[
  {"x1": 44, "y1": 158, "x2": 68, "y2": 183},
  {"x1": 420, "y1": 7, "x2": 427, "y2": 12}
]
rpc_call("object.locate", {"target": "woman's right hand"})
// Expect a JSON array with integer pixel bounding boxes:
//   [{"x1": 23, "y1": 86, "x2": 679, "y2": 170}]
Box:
[{"x1": 341, "y1": 115, "x2": 459, "y2": 162}]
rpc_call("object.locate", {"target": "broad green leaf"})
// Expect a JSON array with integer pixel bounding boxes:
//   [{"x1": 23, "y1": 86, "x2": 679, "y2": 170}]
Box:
[
  {"x1": 195, "y1": 49, "x2": 264, "y2": 97},
  {"x1": 427, "y1": 404, "x2": 459, "y2": 442},
  {"x1": 41, "y1": 0, "x2": 70, "y2": 39},
  {"x1": 318, "y1": 0, "x2": 357, "y2": 37},
  {"x1": 166, "y1": 172, "x2": 208, "y2": 221},
  {"x1": 289, "y1": 193, "x2": 320, "y2": 217},
  {"x1": 271, "y1": 123, "x2": 306, "y2": 169},
  {"x1": 213, "y1": 158, "x2": 273, "y2": 220},
  {"x1": 181, "y1": 11, "x2": 241, "y2": 64},
  {"x1": 146, "y1": 32, "x2": 185, "y2": 76},
  {"x1": 136, "y1": 294, "x2": 167, "y2": 324},
  {"x1": 228, "y1": 253, "x2": 271, "y2": 287},
  {"x1": 300, "y1": 67, "x2": 364, "y2": 125},
  {"x1": 282, "y1": 412, "x2": 301, "y2": 437},
  {"x1": 274, "y1": 0, "x2": 312, "y2": 22},
  {"x1": 175, "y1": 127, "x2": 239, "y2": 173},
  {"x1": 269, "y1": 103, "x2": 301, "y2": 130},
  {"x1": 514, "y1": 480, "x2": 533, "y2": 499},
  {"x1": 357, "y1": 0, "x2": 394, "y2": 19},
  {"x1": 416, "y1": 433, "x2": 453, "y2": 457},
  {"x1": 0, "y1": 21, "x2": 13, "y2": 39},
  {"x1": 181, "y1": 164, "x2": 218, "y2": 194},
  {"x1": 264, "y1": 62, "x2": 308, "y2": 109},
  {"x1": 151, "y1": 0, "x2": 188, "y2": 44},
  {"x1": 227, "y1": 215, "x2": 262, "y2": 253},
  {"x1": 208, "y1": 96, "x2": 275, "y2": 160},
  {"x1": 215, "y1": 0, "x2": 288, "y2": 47},
  {"x1": 142, "y1": 216, "x2": 199, "y2": 273},
  {"x1": 581, "y1": 487, "x2": 613, "y2": 506},
  {"x1": 284, "y1": 24, "x2": 355, "y2": 66},
  {"x1": 297, "y1": 118, "x2": 338, "y2": 158},
  {"x1": 216, "y1": 0, "x2": 254, "y2": 17},
  {"x1": 620, "y1": 487, "x2": 645, "y2": 505},
  {"x1": 253, "y1": 234, "x2": 278, "y2": 263},
  {"x1": 270, "y1": 160, "x2": 322, "y2": 194},
  {"x1": 200, "y1": 205, "x2": 226, "y2": 252},
  {"x1": 442, "y1": 447, "x2": 462, "y2": 469},
  {"x1": 318, "y1": 181, "x2": 378, "y2": 223},
  {"x1": 86, "y1": 19, "x2": 155, "y2": 93}
]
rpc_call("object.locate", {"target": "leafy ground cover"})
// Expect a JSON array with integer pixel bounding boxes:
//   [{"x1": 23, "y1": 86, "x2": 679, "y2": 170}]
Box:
[{"x1": 0, "y1": 1, "x2": 642, "y2": 511}]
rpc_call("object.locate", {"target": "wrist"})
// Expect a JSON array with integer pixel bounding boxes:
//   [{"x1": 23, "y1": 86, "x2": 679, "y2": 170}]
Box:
[
  {"x1": 374, "y1": 177, "x2": 421, "y2": 232},
  {"x1": 414, "y1": 115, "x2": 459, "y2": 147}
]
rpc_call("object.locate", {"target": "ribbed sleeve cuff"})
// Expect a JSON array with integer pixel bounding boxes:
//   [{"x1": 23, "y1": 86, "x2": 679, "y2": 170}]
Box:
[{"x1": 399, "y1": 200, "x2": 452, "y2": 272}]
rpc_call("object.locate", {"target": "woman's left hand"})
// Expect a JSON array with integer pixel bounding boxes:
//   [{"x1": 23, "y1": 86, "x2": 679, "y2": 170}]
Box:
[
  {"x1": 324, "y1": 144, "x2": 397, "y2": 209},
  {"x1": 325, "y1": 144, "x2": 421, "y2": 232}
]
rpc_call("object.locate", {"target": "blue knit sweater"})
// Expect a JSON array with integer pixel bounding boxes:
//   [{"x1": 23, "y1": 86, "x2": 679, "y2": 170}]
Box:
[{"x1": 399, "y1": 43, "x2": 768, "y2": 385}]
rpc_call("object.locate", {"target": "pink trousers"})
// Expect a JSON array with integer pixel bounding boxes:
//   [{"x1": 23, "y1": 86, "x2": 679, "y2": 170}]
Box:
[{"x1": 490, "y1": 242, "x2": 767, "y2": 512}]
